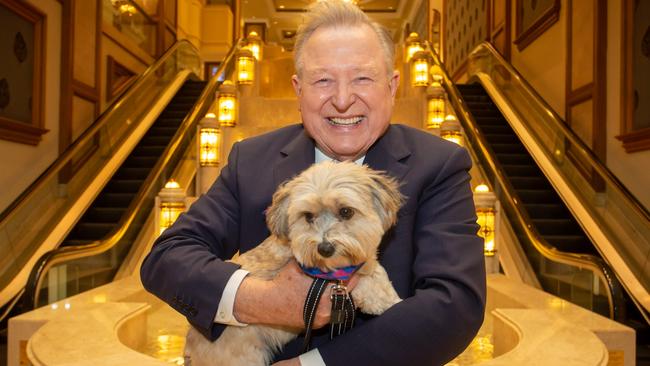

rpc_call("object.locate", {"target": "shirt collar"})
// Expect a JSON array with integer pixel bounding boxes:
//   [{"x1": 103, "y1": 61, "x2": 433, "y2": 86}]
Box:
[{"x1": 315, "y1": 147, "x2": 365, "y2": 165}]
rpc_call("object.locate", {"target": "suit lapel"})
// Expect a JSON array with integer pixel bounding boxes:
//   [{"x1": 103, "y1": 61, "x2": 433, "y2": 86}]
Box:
[
  {"x1": 365, "y1": 126, "x2": 411, "y2": 181},
  {"x1": 274, "y1": 129, "x2": 316, "y2": 187}
]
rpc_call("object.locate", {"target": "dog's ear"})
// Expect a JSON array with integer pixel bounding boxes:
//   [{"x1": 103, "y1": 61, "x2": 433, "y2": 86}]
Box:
[
  {"x1": 367, "y1": 170, "x2": 404, "y2": 230},
  {"x1": 266, "y1": 181, "x2": 292, "y2": 238}
]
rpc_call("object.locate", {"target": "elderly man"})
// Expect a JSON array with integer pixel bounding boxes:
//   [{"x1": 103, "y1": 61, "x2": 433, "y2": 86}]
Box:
[{"x1": 141, "y1": 1, "x2": 486, "y2": 365}]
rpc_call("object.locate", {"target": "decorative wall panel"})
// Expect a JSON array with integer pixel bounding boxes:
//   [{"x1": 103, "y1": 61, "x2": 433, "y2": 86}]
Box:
[
  {"x1": 0, "y1": 0, "x2": 47, "y2": 145},
  {"x1": 444, "y1": 0, "x2": 487, "y2": 78}
]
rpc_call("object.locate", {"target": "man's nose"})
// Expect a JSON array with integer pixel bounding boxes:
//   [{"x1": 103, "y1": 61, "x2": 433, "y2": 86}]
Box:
[{"x1": 331, "y1": 83, "x2": 355, "y2": 111}]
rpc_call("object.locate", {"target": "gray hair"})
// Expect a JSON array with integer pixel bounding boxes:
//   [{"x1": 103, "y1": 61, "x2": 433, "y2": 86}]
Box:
[{"x1": 293, "y1": 0, "x2": 395, "y2": 77}]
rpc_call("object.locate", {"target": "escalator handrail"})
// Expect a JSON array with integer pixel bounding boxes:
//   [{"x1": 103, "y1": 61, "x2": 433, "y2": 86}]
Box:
[
  {"x1": 425, "y1": 44, "x2": 624, "y2": 319},
  {"x1": 23, "y1": 40, "x2": 243, "y2": 309},
  {"x1": 470, "y1": 42, "x2": 650, "y2": 223},
  {"x1": 0, "y1": 40, "x2": 200, "y2": 224}
]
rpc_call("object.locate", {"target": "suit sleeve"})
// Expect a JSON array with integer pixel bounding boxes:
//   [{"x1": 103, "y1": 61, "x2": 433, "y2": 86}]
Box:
[
  {"x1": 140, "y1": 143, "x2": 243, "y2": 340},
  {"x1": 318, "y1": 147, "x2": 487, "y2": 365}
]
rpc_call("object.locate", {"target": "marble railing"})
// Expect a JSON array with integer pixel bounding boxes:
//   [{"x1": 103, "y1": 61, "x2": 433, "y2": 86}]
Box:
[{"x1": 8, "y1": 273, "x2": 634, "y2": 366}]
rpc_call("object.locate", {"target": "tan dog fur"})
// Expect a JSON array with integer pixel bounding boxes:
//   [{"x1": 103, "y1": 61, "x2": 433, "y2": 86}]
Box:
[{"x1": 185, "y1": 161, "x2": 403, "y2": 365}]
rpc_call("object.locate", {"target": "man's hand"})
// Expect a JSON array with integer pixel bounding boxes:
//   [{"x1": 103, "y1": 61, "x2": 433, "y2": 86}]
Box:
[{"x1": 233, "y1": 260, "x2": 358, "y2": 329}]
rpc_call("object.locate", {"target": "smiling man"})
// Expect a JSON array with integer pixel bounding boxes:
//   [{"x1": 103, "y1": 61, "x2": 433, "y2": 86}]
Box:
[{"x1": 141, "y1": 1, "x2": 486, "y2": 365}]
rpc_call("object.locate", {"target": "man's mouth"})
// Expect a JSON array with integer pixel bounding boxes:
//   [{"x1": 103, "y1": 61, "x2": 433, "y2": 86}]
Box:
[{"x1": 327, "y1": 116, "x2": 364, "y2": 126}]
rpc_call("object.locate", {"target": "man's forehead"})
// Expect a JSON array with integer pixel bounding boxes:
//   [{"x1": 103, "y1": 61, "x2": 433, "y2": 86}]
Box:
[{"x1": 303, "y1": 64, "x2": 381, "y2": 76}]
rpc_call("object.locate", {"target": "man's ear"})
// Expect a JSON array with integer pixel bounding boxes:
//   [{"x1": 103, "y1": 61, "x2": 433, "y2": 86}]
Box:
[
  {"x1": 291, "y1": 75, "x2": 302, "y2": 96},
  {"x1": 389, "y1": 70, "x2": 400, "y2": 99}
]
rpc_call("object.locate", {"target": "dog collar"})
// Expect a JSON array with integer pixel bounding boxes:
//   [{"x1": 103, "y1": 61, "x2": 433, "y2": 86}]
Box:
[{"x1": 300, "y1": 264, "x2": 363, "y2": 281}]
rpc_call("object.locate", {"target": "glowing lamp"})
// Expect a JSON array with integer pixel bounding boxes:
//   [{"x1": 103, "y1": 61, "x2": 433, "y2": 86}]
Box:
[
  {"x1": 217, "y1": 81, "x2": 237, "y2": 127},
  {"x1": 440, "y1": 118, "x2": 463, "y2": 145},
  {"x1": 411, "y1": 51, "x2": 430, "y2": 87},
  {"x1": 237, "y1": 49, "x2": 255, "y2": 84},
  {"x1": 474, "y1": 185, "x2": 497, "y2": 258},
  {"x1": 245, "y1": 31, "x2": 262, "y2": 60},
  {"x1": 157, "y1": 180, "x2": 185, "y2": 235},
  {"x1": 199, "y1": 114, "x2": 220, "y2": 167},
  {"x1": 426, "y1": 84, "x2": 445, "y2": 129},
  {"x1": 405, "y1": 32, "x2": 423, "y2": 62}
]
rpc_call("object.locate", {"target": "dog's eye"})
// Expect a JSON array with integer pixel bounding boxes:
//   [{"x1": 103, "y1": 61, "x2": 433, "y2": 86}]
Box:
[
  {"x1": 338, "y1": 207, "x2": 354, "y2": 220},
  {"x1": 304, "y1": 212, "x2": 314, "y2": 223}
]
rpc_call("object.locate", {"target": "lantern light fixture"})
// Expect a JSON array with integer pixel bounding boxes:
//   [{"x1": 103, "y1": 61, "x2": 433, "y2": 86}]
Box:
[
  {"x1": 426, "y1": 84, "x2": 446, "y2": 129},
  {"x1": 199, "y1": 114, "x2": 220, "y2": 167},
  {"x1": 157, "y1": 180, "x2": 185, "y2": 235},
  {"x1": 217, "y1": 80, "x2": 237, "y2": 127},
  {"x1": 237, "y1": 49, "x2": 255, "y2": 84},
  {"x1": 245, "y1": 31, "x2": 262, "y2": 60},
  {"x1": 440, "y1": 118, "x2": 463, "y2": 145},
  {"x1": 411, "y1": 50, "x2": 430, "y2": 87},
  {"x1": 405, "y1": 32, "x2": 423, "y2": 62},
  {"x1": 474, "y1": 185, "x2": 497, "y2": 258}
]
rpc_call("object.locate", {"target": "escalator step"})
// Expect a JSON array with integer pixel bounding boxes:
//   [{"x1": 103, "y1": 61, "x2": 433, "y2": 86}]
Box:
[
  {"x1": 502, "y1": 164, "x2": 542, "y2": 177},
  {"x1": 516, "y1": 189, "x2": 558, "y2": 204},
  {"x1": 82, "y1": 207, "x2": 125, "y2": 223},
  {"x1": 532, "y1": 218, "x2": 585, "y2": 236},
  {"x1": 122, "y1": 156, "x2": 158, "y2": 168},
  {"x1": 483, "y1": 134, "x2": 521, "y2": 144},
  {"x1": 147, "y1": 127, "x2": 180, "y2": 137},
  {"x1": 525, "y1": 203, "x2": 571, "y2": 219},
  {"x1": 112, "y1": 167, "x2": 150, "y2": 180},
  {"x1": 131, "y1": 145, "x2": 167, "y2": 156},
  {"x1": 104, "y1": 179, "x2": 144, "y2": 193},
  {"x1": 140, "y1": 135, "x2": 174, "y2": 145},
  {"x1": 474, "y1": 116, "x2": 509, "y2": 126},
  {"x1": 468, "y1": 109, "x2": 503, "y2": 118},
  {"x1": 68, "y1": 222, "x2": 116, "y2": 240},
  {"x1": 509, "y1": 176, "x2": 552, "y2": 190},
  {"x1": 155, "y1": 118, "x2": 183, "y2": 127},
  {"x1": 478, "y1": 125, "x2": 514, "y2": 135},
  {"x1": 94, "y1": 192, "x2": 136, "y2": 207},
  {"x1": 496, "y1": 153, "x2": 534, "y2": 165},
  {"x1": 543, "y1": 234, "x2": 592, "y2": 252},
  {"x1": 159, "y1": 110, "x2": 192, "y2": 119},
  {"x1": 490, "y1": 143, "x2": 528, "y2": 154}
]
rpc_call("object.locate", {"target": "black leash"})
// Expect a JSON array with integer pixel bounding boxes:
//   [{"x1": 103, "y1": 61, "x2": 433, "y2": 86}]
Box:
[{"x1": 302, "y1": 279, "x2": 356, "y2": 353}]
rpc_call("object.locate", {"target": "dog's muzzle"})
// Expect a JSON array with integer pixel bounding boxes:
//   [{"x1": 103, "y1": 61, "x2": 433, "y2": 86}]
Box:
[{"x1": 317, "y1": 241, "x2": 335, "y2": 257}]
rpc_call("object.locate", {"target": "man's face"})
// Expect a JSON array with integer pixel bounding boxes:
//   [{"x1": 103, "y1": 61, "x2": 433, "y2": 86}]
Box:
[{"x1": 292, "y1": 24, "x2": 400, "y2": 161}]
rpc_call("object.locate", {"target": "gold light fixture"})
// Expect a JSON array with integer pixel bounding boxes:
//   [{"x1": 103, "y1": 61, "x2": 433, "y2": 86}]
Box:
[
  {"x1": 474, "y1": 185, "x2": 497, "y2": 258},
  {"x1": 405, "y1": 32, "x2": 423, "y2": 62},
  {"x1": 199, "y1": 114, "x2": 220, "y2": 167},
  {"x1": 217, "y1": 81, "x2": 237, "y2": 127},
  {"x1": 244, "y1": 31, "x2": 262, "y2": 60},
  {"x1": 237, "y1": 49, "x2": 255, "y2": 84},
  {"x1": 411, "y1": 51, "x2": 430, "y2": 87},
  {"x1": 426, "y1": 84, "x2": 445, "y2": 129},
  {"x1": 157, "y1": 180, "x2": 185, "y2": 235},
  {"x1": 440, "y1": 118, "x2": 463, "y2": 145}
]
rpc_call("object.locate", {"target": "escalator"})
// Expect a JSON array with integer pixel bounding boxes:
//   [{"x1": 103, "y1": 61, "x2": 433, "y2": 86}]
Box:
[{"x1": 54, "y1": 79, "x2": 206, "y2": 291}]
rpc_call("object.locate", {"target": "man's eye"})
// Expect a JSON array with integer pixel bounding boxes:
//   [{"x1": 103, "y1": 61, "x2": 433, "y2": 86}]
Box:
[
  {"x1": 356, "y1": 76, "x2": 373, "y2": 83},
  {"x1": 315, "y1": 78, "x2": 330, "y2": 85}
]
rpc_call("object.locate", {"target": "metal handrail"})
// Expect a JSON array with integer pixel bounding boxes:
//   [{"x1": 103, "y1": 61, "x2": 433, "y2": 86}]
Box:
[
  {"x1": 425, "y1": 44, "x2": 624, "y2": 319},
  {"x1": 22, "y1": 40, "x2": 243, "y2": 309},
  {"x1": 0, "y1": 40, "x2": 197, "y2": 224}
]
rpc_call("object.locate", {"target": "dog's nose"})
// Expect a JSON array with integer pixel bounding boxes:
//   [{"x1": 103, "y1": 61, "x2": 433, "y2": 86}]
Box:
[{"x1": 317, "y1": 241, "x2": 335, "y2": 257}]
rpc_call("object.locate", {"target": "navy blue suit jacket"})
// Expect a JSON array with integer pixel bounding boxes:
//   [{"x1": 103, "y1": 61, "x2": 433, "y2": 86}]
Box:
[{"x1": 141, "y1": 124, "x2": 486, "y2": 365}]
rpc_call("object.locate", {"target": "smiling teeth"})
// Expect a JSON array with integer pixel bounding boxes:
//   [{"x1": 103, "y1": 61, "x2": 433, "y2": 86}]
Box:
[{"x1": 328, "y1": 117, "x2": 363, "y2": 125}]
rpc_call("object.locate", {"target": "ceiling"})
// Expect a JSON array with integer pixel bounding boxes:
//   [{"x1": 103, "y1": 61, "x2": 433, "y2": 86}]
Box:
[{"x1": 240, "y1": 0, "x2": 418, "y2": 50}]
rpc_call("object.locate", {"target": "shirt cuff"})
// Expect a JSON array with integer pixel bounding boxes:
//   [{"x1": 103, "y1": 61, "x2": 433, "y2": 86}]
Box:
[
  {"x1": 214, "y1": 269, "x2": 249, "y2": 326},
  {"x1": 298, "y1": 349, "x2": 326, "y2": 366}
]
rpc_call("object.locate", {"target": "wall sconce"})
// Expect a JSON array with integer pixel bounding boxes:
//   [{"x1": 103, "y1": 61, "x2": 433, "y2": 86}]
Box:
[
  {"x1": 426, "y1": 84, "x2": 446, "y2": 130},
  {"x1": 217, "y1": 80, "x2": 237, "y2": 127},
  {"x1": 156, "y1": 180, "x2": 185, "y2": 236},
  {"x1": 411, "y1": 51, "x2": 430, "y2": 87},
  {"x1": 199, "y1": 114, "x2": 219, "y2": 167},
  {"x1": 245, "y1": 31, "x2": 262, "y2": 60},
  {"x1": 237, "y1": 49, "x2": 255, "y2": 84},
  {"x1": 405, "y1": 32, "x2": 423, "y2": 62},
  {"x1": 474, "y1": 184, "x2": 497, "y2": 258},
  {"x1": 440, "y1": 118, "x2": 463, "y2": 145}
]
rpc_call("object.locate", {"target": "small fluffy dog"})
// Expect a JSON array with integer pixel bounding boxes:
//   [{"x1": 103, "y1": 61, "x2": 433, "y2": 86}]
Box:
[{"x1": 185, "y1": 161, "x2": 403, "y2": 366}]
